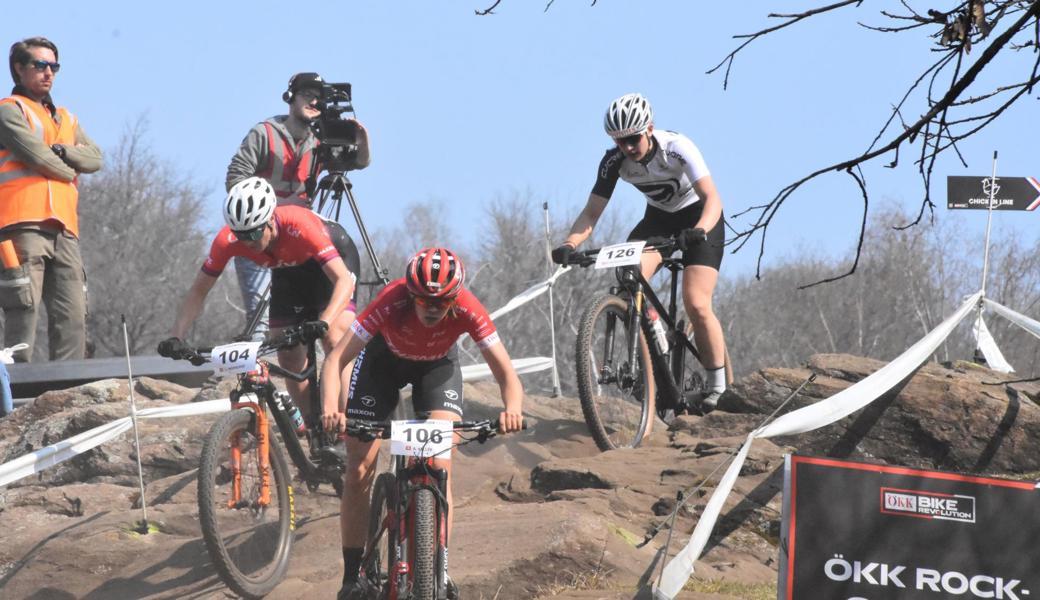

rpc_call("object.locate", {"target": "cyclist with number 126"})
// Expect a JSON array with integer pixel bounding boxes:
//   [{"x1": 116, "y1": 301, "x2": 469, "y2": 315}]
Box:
[
  {"x1": 552, "y1": 93, "x2": 729, "y2": 409},
  {"x1": 159, "y1": 176, "x2": 360, "y2": 421},
  {"x1": 320, "y1": 247, "x2": 524, "y2": 600}
]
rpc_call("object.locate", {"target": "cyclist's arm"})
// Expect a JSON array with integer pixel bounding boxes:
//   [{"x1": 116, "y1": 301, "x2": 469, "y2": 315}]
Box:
[
  {"x1": 479, "y1": 341, "x2": 524, "y2": 433},
  {"x1": 691, "y1": 176, "x2": 722, "y2": 233},
  {"x1": 171, "y1": 270, "x2": 218, "y2": 339},
  {"x1": 318, "y1": 256, "x2": 355, "y2": 326},
  {"x1": 320, "y1": 329, "x2": 368, "y2": 431},
  {"x1": 562, "y1": 193, "x2": 609, "y2": 249}
]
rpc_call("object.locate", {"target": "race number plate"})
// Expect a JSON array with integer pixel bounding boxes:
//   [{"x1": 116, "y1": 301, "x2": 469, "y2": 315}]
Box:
[
  {"x1": 210, "y1": 341, "x2": 261, "y2": 376},
  {"x1": 594, "y1": 241, "x2": 646, "y2": 269},
  {"x1": 390, "y1": 420, "x2": 453, "y2": 460}
]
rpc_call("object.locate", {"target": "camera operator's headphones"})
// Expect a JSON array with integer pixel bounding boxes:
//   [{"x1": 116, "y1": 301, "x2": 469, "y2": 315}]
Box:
[{"x1": 282, "y1": 72, "x2": 324, "y2": 103}]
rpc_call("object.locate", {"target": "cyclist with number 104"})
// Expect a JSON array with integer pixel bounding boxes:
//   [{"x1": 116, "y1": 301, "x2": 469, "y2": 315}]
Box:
[
  {"x1": 159, "y1": 176, "x2": 361, "y2": 423},
  {"x1": 552, "y1": 92, "x2": 729, "y2": 411},
  {"x1": 320, "y1": 247, "x2": 524, "y2": 600}
]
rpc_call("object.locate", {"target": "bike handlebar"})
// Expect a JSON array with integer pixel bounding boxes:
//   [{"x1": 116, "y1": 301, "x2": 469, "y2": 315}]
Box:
[
  {"x1": 344, "y1": 418, "x2": 526, "y2": 443},
  {"x1": 159, "y1": 322, "x2": 324, "y2": 365},
  {"x1": 570, "y1": 235, "x2": 680, "y2": 268}
]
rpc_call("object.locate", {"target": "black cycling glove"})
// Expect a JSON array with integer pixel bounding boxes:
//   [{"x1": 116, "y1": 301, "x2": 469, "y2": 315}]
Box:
[
  {"x1": 157, "y1": 336, "x2": 187, "y2": 358},
  {"x1": 678, "y1": 227, "x2": 707, "y2": 252},
  {"x1": 296, "y1": 319, "x2": 330, "y2": 343},
  {"x1": 551, "y1": 244, "x2": 575, "y2": 266}
]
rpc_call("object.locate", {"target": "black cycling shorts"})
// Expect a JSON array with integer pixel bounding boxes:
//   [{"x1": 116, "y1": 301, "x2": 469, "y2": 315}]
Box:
[
  {"x1": 270, "y1": 220, "x2": 362, "y2": 327},
  {"x1": 627, "y1": 203, "x2": 724, "y2": 270},
  {"x1": 345, "y1": 334, "x2": 465, "y2": 421}
]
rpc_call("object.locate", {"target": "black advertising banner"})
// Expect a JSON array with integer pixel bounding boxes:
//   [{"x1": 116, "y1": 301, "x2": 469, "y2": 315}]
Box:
[
  {"x1": 778, "y1": 455, "x2": 1040, "y2": 600},
  {"x1": 947, "y1": 176, "x2": 1040, "y2": 210}
]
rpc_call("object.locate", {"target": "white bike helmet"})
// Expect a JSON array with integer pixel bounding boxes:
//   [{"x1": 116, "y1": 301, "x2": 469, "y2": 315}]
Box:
[
  {"x1": 224, "y1": 177, "x2": 276, "y2": 232},
  {"x1": 604, "y1": 93, "x2": 653, "y2": 138}
]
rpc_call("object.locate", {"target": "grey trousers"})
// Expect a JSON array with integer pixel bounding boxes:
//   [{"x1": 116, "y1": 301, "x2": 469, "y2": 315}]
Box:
[{"x1": 0, "y1": 228, "x2": 86, "y2": 362}]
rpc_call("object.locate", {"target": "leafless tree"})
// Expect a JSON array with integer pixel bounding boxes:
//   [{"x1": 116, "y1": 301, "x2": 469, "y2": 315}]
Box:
[
  {"x1": 77, "y1": 119, "x2": 239, "y2": 356},
  {"x1": 712, "y1": 1, "x2": 1040, "y2": 284}
]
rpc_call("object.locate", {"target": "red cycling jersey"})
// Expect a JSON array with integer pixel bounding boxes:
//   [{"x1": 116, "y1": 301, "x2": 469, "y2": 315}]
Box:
[
  {"x1": 351, "y1": 279, "x2": 500, "y2": 361},
  {"x1": 201, "y1": 205, "x2": 340, "y2": 277}
]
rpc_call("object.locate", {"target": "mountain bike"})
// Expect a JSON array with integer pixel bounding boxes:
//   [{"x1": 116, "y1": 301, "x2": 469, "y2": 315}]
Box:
[
  {"x1": 346, "y1": 418, "x2": 517, "y2": 600},
  {"x1": 570, "y1": 235, "x2": 731, "y2": 451},
  {"x1": 160, "y1": 324, "x2": 344, "y2": 599}
]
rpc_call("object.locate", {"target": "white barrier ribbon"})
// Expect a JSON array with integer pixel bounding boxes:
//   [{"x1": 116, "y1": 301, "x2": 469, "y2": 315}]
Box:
[
  {"x1": 985, "y1": 298, "x2": 1040, "y2": 342},
  {"x1": 654, "y1": 291, "x2": 982, "y2": 599},
  {"x1": 489, "y1": 266, "x2": 570, "y2": 320},
  {"x1": 972, "y1": 312, "x2": 1014, "y2": 373}
]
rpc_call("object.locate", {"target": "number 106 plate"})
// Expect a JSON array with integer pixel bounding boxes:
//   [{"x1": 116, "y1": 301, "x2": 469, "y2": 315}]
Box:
[{"x1": 390, "y1": 420, "x2": 453, "y2": 459}]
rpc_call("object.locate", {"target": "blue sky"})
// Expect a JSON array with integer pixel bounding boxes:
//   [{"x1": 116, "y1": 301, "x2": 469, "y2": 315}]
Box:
[{"x1": 5, "y1": 1, "x2": 1038, "y2": 276}]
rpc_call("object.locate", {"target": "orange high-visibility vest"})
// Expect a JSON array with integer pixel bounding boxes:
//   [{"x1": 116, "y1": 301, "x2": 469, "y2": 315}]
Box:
[
  {"x1": 258, "y1": 119, "x2": 318, "y2": 202},
  {"x1": 0, "y1": 95, "x2": 80, "y2": 236}
]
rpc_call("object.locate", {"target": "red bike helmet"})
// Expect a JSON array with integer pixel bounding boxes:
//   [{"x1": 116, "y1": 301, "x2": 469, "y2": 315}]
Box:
[{"x1": 405, "y1": 247, "x2": 466, "y2": 299}]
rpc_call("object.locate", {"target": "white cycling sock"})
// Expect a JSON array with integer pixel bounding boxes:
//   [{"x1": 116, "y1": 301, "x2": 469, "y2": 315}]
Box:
[{"x1": 706, "y1": 367, "x2": 726, "y2": 394}]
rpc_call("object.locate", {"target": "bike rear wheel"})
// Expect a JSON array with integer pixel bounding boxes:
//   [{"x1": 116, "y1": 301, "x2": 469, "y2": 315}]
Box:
[
  {"x1": 197, "y1": 408, "x2": 294, "y2": 599},
  {"x1": 363, "y1": 472, "x2": 396, "y2": 598},
  {"x1": 576, "y1": 293, "x2": 656, "y2": 451},
  {"x1": 411, "y1": 487, "x2": 438, "y2": 600}
]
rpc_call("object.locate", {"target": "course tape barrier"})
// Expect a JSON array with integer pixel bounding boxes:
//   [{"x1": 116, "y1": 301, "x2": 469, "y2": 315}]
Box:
[
  {"x1": 985, "y1": 297, "x2": 1040, "y2": 342},
  {"x1": 0, "y1": 354, "x2": 552, "y2": 490},
  {"x1": 654, "y1": 291, "x2": 982, "y2": 599},
  {"x1": 973, "y1": 312, "x2": 1013, "y2": 373},
  {"x1": 489, "y1": 266, "x2": 570, "y2": 321}
]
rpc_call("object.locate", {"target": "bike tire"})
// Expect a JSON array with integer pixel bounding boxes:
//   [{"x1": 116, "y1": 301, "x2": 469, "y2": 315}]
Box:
[
  {"x1": 576, "y1": 293, "x2": 656, "y2": 451},
  {"x1": 411, "y1": 487, "x2": 438, "y2": 600},
  {"x1": 363, "y1": 472, "x2": 396, "y2": 598},
  {"x1": 197, "y1": 408, "x2": 294, "y2": 599}
]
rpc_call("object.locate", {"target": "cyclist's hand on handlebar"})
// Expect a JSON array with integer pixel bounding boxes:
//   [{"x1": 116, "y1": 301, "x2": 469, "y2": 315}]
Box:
[
  {"x1": 322, "y1": 410, "x2": 346, "y2": 434},
  {"x1": 678, "y1": 227, "x2": 707, "y2": 252},
  {"x1": 551, "y1": 244, "x2": 575, "y2": 266},
  {"x1": 293, "y1": 319, "x2": 329, "y2": 343},
  {"x1": 157, "y1": 336, "x2": 187, "y2": 358},
  {"x1": 498, "y1": 411, "x2": 524, "y2": 434}
]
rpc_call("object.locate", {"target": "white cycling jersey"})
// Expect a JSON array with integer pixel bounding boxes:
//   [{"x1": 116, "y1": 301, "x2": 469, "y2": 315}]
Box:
[{"x1": 591, "y1": 129, "x2": 711, "y2": 213}]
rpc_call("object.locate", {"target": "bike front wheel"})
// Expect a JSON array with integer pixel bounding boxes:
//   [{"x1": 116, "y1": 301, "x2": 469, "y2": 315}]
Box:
[
  {"x1": 576, "y1": 293, "x2": 656, "y2": 451},
  {"x1": 363, "y1": 472, "x2": 396, "y2": 598},
  {"x1": 411, "y1": 487, "x2": 438, "y2": 600},
  {"x1": 197, "y1": 408, "x2": 294, "y2": 599}
]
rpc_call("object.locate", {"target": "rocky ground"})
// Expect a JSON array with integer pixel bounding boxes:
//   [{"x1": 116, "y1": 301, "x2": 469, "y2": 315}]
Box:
[{"x1": 1, "y1": 354, "x2": 1038, "y2": 600}]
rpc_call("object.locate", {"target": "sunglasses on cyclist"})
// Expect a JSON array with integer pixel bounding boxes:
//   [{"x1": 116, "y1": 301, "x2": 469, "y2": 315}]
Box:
[
  {"x1": 233, "y1": 224, "x2": 267, "y2": 242},
  {"x1": 615, "y1": 133, "x2": 645, "y2": 147},
  {"x1": 28, "y1": 60, "x2": 61, "y2": 73},
  {"x1": 412, "y1": 295, "x2": 455, "y2": 310}
]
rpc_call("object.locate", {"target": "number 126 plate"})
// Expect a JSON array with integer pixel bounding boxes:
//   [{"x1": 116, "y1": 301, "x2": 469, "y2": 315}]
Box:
[
  {"x1": 594, "y1": 241, "x2": 646, "y2": 269},
  {"x1": 390, "y1": 420, "x2": 453, "y2": 459}
]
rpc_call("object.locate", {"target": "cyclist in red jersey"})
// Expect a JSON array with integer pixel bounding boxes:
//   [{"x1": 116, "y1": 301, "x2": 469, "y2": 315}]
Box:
[
  {"x1": 320, "y1": 247, "x2": 524, "y2": 600},
  {"x1": 160, "y1": 176, "x2": 359, "y2": 419}
]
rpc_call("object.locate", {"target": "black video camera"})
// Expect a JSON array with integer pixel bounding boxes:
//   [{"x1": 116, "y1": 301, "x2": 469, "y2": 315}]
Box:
[{"x1": 311, "y1": 82, "x2": 361, "y2": 173}]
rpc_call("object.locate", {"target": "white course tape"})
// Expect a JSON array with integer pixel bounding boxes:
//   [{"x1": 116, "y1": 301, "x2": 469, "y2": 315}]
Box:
[
  {"x1": 654, "y1": 291, "x2": 982, "y2": 599},
  {"x1": 985, "y1": 298, "x2": 1040, "y2": 342},
  {"x1": 0, "y1": 354, "x2": 552, "y2": 489},
  {"x1": 489, "y1": 266, "x2": 571, "y2": 320},
  {"x1": 972, "y1": 312, "x2": 1014, "y2": 373}
]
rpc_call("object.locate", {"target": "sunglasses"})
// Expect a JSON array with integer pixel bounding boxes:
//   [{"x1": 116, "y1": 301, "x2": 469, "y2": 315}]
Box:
[
  {"x1": 615, "y1": 133, "x2": 645, "y2": 147},
  {"x1": 412, "y1": 295, "x2": 455, "y2": 310},
  {"x1": 233, "y1": 224, "x2": 267, "y2": 242},
  {"x1": 28, "y1": 60, "x2": 60, "y2": 73}
]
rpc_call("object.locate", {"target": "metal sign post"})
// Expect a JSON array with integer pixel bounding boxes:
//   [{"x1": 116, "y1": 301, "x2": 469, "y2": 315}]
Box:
[
  {"x1": 543, "y1": 202, "x2": 562, "y2": 398},
  {"x1": 122, "y1": 315, "x2": 151, "y2": 534}
]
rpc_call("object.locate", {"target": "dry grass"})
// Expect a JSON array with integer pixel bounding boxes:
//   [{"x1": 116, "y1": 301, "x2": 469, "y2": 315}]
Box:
[{"x1": 684, "y1": 578, "x2": 776, "y2": 600}]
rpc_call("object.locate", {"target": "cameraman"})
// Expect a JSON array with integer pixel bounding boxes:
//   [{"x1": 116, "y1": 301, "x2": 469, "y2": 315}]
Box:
[{"x1": 225, "y1": 72, "x2": 370, "y2": 339}]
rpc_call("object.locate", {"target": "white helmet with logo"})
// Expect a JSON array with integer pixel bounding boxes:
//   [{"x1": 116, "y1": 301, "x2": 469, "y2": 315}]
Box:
[
  {"x1": 603, "y1": 93, "x2": 653, "y2": 138},
  {"x1": 224, "y1": 177, "x2": 276, "y2": 231}
]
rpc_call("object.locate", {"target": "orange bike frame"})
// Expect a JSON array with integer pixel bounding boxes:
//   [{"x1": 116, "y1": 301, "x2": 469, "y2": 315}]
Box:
[{"x1": 228, "y1": 393, "x2": 273, "y2": 508}]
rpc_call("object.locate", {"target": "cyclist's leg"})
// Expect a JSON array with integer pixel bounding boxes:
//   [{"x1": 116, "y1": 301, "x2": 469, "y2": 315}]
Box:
[
  {"x1": 680, "y1": 212, "x2": 726, "y2": 391},
  {"x1": 411, "y1": 350, "x2": 464, "y2": 545},
  {"x1": 627, "y1": 207, "x2": 667, "y2": 283},
  {"x1": 342, "y1": 336, "x2": 401, "y2": 584}
]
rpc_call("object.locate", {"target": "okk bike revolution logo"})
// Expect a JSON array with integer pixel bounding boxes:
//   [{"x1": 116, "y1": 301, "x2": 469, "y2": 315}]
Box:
[{"x1": 881, "y1": 488, "x2": 976, "y2": 523}]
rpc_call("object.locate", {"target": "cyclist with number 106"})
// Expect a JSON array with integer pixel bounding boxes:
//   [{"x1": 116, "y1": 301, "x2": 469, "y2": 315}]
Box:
[
  {"x1": 552, "y1": 93, "x2": 729, "y2": 410},
  {"x1": 320, "y1": 247, "x2": 524, "y2": 600}
]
